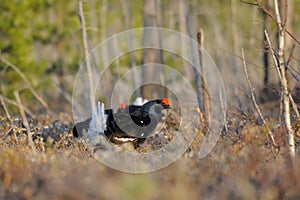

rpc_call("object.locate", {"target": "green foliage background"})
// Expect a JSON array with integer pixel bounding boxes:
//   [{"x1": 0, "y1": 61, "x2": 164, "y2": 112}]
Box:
[{"x1": 0, "y1": 0, "x2": 79, "y2": 104}]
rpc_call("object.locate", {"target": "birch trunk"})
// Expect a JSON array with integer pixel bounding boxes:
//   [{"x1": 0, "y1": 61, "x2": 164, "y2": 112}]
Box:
[{"x1": 274, "y1": 0, "x2": 295, "y2": 157}]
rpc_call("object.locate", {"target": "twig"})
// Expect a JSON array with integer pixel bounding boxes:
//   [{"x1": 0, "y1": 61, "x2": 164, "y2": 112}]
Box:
[
  {"x1": 51, "y1": 82, "x2": 73, "y2": 104},
  {"x1": 285, "y1": 30, "x2": 300, "y2": 46},
  {"x1": 252, "y1": 0, "x2": 300, "y2": 45},
  {"x1": 51, "y1": 82, "x2": 85, "y2": 114},
  {"x1": 0, "y1": 57, "x2": 51, "y2": 114},
  {"x1": 0, "y1": 95, "x2": 11, "y2": 122},
  {"x1": 264, "y1": 30, "x2": 284, "y2": 124},
  {"x1": 0, "y1": 65, "x2": 9, "y2": 77},
  {"x1": 78, "y1": 0, "x2": 95, "y2": 112},
  {"x1": 219, "y1": 88, "x2": 228, "y2": 135},
  {"x1": 241, "y1": 48, "x2": 277, "y2": 147},
  {"x1": 239, "y1": 0, "x2": 258, "y2": 6},
  {"x1": 264, "y1": 30, "x2": 282, "y2": 81},
  {"x1": 289, "y1": 93, "x2": 300, "y2": 118},
  {"x1": 4, "y1": 126, "x2": 13, "y2": 138},
  {"x1": 224, "y1": 48, "x2": 275, "y2": 70},
  {"x1": 14, "y1": 91, "x2": 36, "y2": 155},
  {"x1": 0, "y1": 94, "x2": 35, "y2": 118},
  {"x1": 288, "y1": 70, "x2": 300, "y2": 83},
  {"x1": 240, "y1": 0, "x2": 300, "y2": 45},
  {"x1": 286, "y1": 44, "x2": 296, "y2": 67}
]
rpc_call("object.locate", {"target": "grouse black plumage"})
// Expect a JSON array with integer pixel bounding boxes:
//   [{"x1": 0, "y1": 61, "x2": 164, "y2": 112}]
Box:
[{"x1": 73, "y1": 98, "x2": 170, "y2": 146}]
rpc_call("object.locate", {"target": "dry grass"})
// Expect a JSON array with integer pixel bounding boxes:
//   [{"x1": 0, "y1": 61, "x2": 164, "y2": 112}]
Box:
[{"x1": 1, "y1": 112, "x2": 300, "y2": 200}]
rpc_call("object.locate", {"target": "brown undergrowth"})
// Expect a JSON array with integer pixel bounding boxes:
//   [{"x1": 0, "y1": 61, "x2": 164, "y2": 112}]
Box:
[{"x1": 1, "y1": 111, "x2": 300, "y2": 200}]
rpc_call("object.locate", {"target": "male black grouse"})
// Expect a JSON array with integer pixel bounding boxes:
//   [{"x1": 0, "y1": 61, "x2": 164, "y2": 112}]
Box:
[{"x1": 73, "y1": 98, "x2": 170, "y2": 147}]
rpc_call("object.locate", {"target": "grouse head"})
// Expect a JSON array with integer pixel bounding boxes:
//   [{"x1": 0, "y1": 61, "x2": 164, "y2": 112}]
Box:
[
  {"x1": 146, "y1": 98, "x2": 169, "y2": 116},
  {"x1": 136, "y1": 98, "x2": 169, "y2": 124}
]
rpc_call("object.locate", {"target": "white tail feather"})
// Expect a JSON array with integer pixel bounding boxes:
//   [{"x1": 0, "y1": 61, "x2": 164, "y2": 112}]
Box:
[{"x1": 88, "y1": 101, "x2": 107, "y2": 134}]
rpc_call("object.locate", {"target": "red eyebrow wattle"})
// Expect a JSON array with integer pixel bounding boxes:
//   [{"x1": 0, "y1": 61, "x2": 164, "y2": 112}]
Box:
[
  {"x1": 161, "y1": 98, "x2": 169, "y2": 105},
  {"x1": 118, "y1": 103, "x2": 126, "y2": 109}
]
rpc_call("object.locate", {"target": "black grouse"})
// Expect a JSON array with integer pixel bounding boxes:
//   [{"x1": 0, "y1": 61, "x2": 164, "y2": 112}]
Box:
[{"x1": 73, "y1": 98, "x2": 170, "y2": 147}]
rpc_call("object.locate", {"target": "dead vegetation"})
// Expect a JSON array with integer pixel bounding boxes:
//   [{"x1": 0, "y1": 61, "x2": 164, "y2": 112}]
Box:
[{"x1": 1, "y1": 108, "x2": 300, "y2": 199}]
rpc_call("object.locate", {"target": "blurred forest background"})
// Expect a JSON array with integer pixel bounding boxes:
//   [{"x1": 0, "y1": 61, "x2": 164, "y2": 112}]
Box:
[{"x1": 1, "y1": 0, "x2": 299, "y2": 116}]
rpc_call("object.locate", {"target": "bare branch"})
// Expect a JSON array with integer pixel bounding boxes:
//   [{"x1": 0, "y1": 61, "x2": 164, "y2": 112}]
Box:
[
  {"x1": 0, "y1": 57, "x2": 51, "y2": 114},
  {"x1": 264, "y1": 30, "x2": 282, "y2": 81},
  {"x1": 286, "y1": 30, "x2": 300, "y2": 45},
  {"x1": 0, "y1": 95, "x2": 11, "y2": 122},
  {"x1": 219, "y1": 88, "x2": 228, "y2": 135},
  {"x1": 289, "y1": 94, "x2": 300, "y2": 118},
  {"x1": 241, "y1": 48, "x2": 277, "y2": 147},
  {"x1": 286, "y1": 44, "x2": 296, "y2": 66},
  {"x1": 0, "y1": 94, "x2": 35, "y2": 118},
  {"x1": 287, "y1": 66, "x2": 300, "y2": 82},
  {"x1": 242, "y1": 0, "x2": 300, "y2": 45},
  {"x1": 239, "y1": 0, "x2": 258, "y2": 6},
  {"x1": 222, "y1": 48, "x2": 274, "y2": 70},
  {"x1": 14, "y1": 91, "x2": 36, "y2": 155}
]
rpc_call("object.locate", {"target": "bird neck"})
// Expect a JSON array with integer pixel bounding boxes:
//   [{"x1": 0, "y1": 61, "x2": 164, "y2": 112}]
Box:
[{"x1": 141, "y1": 101, "x2": 158, "y2": 116}]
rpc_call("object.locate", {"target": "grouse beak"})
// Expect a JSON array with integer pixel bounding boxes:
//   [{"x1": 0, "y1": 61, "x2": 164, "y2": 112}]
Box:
[{"x1": 164, "y1": 104, "x2": 170, "y2": 109}]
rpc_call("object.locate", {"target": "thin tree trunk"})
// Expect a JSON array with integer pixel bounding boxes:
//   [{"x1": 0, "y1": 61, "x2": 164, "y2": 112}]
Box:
[
  {"x1": 197, "y1": 29, "x2": 211, "y2": 123},
  {"x1": 120, "y1": 0, "x2": 141, "y2": 98},
  {"x1": 99, "y1": 0, "x2": 113, "y2": 104},
  {"x1": 78, "y1": 0, "x2": 94, "y2": 111},
  {"x1": 262, "y1": 0, "x2": 270, "y2": 86},
  {"x1": 274, "y1": 0, "x2": 295, "y2": 157},
  {"x1": 178, "y1": 0, "x2": 193, "y2": 81},
  {"x1": 282, "y1": 0, "x2": 295, "y2": 91},
  {"x1": 186, "y1": 8, "x2": 202, "y2": 113},
  {"x1": 262, "y1": 0, "x2": 295, "y2": 157}
]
